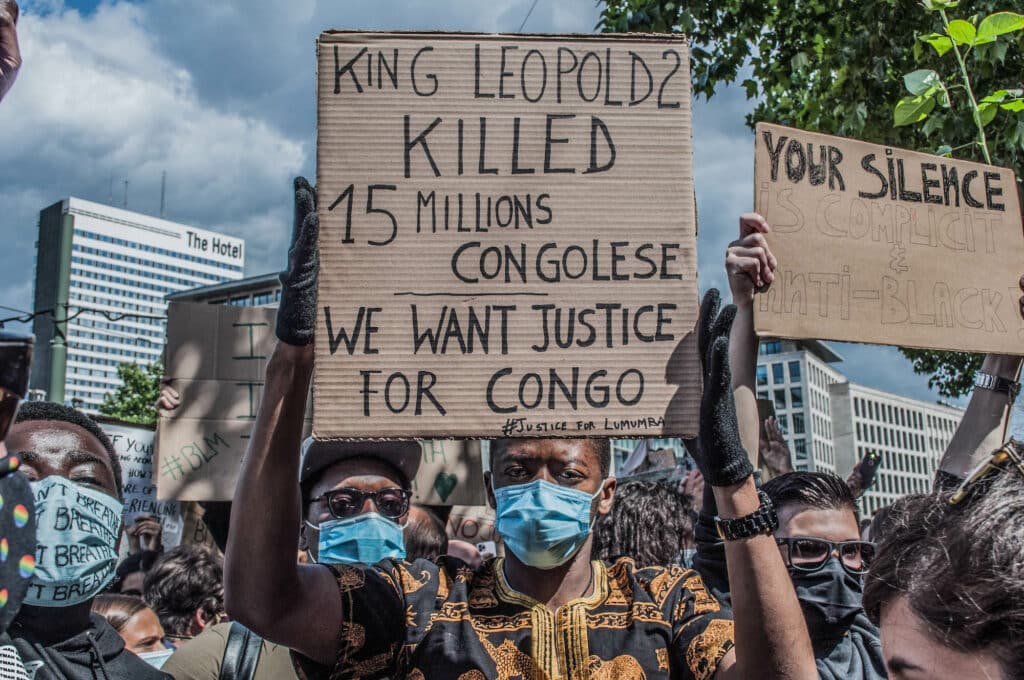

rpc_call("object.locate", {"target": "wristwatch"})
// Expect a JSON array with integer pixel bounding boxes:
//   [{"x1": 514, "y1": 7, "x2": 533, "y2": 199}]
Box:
[
  {"x1": 714, "y1": 490, "x2": 779, "y2": 541},
  {"x1": 974, "y1": 371, "x2": 1020, "y2": 402}
]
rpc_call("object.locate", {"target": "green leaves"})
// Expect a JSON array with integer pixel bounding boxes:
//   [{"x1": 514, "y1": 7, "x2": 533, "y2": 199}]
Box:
[
  {"x1": 903, "y1": 69, "x2": 940, "y2": 95},
  {"x1": 977, "y1": 11, "x2": 1024, "y2": 43},
  {"x1": 920, "y1": 0, "x2": 959, "y2": 10},
  {"x1": 946, "y1": 19, "x2": 976, "y2": 45},
  {"x1": 919, "y1": 32, "x2": 954, "y2": 56},
  {"x1": 895, "y1": 69, "x2": 949, "y2": 126},
  {"x1": 895, "y1": 94, "x2": 937, "y2": 126}
]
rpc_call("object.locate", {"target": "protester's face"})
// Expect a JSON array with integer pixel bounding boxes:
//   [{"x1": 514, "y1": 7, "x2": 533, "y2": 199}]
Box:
[
  {"x1": 775, "y1": 504, "x2": 860, "y2": 545},
  {"x1": 6, "y1": 420, "x2": 119, "y2": 500},
  {"x1": 486, "y1": 438, "x2": 615, "y2": 515},
  {"x1": 880, "y1": 595, "x2": 1005, "y2": 680},
  {"x1": 119, "y1": 606, "x2": 166, "y2": 655},
  {"x1": 301, "y1": 457, "x2": 408, "y2": 561}
]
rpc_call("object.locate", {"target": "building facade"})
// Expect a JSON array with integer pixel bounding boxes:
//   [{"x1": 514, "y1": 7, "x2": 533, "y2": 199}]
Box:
[
  {"x1": 756, "y1": 339, "x2": 846, "y2": 473},
  {"x1": 831, "y1": 381, "x2": 961, "y2": 516},
  {"x1": 31, "y1": 198, "x2": 245, "y2": 410}
]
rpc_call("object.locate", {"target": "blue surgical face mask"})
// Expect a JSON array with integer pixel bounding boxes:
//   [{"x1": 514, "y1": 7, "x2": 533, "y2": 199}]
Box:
[
  {"x1": 137, "y1": 648, "x2": 174, "y2": 669},
  {"x1": 307, "y1": 512, "x2": 406, "y2": 565},
  {"x1": 26, "y1": 476, "x2": 122, "y2": 607},
  {"x1": 494, "y1": 479, "x2": 605, "y2": 570}
]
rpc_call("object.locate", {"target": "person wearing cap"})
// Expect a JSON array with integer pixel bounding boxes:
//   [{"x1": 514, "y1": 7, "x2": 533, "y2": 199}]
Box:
[{"x1": 224, "y1": 179, "x2": 817, "y2": 679}]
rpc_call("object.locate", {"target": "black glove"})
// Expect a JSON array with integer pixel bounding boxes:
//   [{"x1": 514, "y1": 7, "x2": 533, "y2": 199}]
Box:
[
  {"x1": 697, "y1": 289, "x2": 754, "y2": 488},
  {"x1": 276, "y1": 177, "x2": 319, "y2": 346}
]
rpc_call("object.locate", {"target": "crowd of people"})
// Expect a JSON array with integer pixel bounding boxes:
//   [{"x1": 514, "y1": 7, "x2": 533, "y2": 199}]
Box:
[{"x1": 2, "y1": 4, "x2": 1024, "y2": 678}]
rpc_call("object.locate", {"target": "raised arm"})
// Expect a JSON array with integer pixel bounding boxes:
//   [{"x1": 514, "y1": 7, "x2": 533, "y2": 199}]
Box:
[
  {"x1": 937, "y1": 352, "x2": 1021, "y2": 480},
  {"x1": 726, "y1": 213, "x2": 777, "y2": 460},
  {"x1": 934, "y1": 275, "x2": 1024, "y2": 482},
  {"x1": 224, "y1": 178, "x2": 340, "y2": 665},
  {"x1": 698, "y1": 292, "x2": 816, "y2": 680}
]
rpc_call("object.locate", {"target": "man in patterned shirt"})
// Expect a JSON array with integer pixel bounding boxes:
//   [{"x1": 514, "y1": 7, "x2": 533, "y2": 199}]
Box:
[{"x1": 223, "y1": 179, "x2": 818, "y2": 680}]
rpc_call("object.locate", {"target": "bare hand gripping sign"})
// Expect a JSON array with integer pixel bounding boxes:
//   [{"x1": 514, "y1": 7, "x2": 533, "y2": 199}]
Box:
[
  {"x1": 754, "y1": 123, "x2": 1024, "y2": 354},
  {"x1": 315, "y1": 32, "x2": 700, "y2": 439}
]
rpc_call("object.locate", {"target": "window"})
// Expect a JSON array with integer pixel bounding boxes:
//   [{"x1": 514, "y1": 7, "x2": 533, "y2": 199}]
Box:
[
  {"x1": 229, "y1": 296, "x2": 249, "y2": 307},
  {"x1": 757, "y1": 391, "x2": 769, "y2": 400},
  {"x1": 756, "y1": 365, "x2": 768, "y2": 387},
  {"x1": 774, "y1": 389, "x2": 787, "y2": 410},
  {"x1": 794, "y1": 438, "x2": 807, "y2": 456},
  {"x1": 253, "y1": 291, "x2": 275, "y2": 306},
  {"x1": 761, "y1": 340, "x2": 782, "y2": 355},
  {"x1": 772, "y1": 363, "x2": 785, "y2": 384},
  {"x1": 791, "y1": 387, "x2": 804, "y2": 408},
  {"x1": 776, "y1": 414, "x2": 788, "y2": 432},
  {"x1": 792, "y1": 412, "x2": 805, "y2": 434},
  {"x1": 854, "y1": 398, "x2": 861, "y2": 417},
  {"x1": 788, "y1": 361, "x2": 801, "y2": 381}
]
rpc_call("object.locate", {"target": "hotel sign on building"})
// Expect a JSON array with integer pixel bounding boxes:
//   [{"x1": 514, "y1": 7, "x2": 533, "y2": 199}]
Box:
[{"x1": 30, "y1": 197, "x2": 245, "y2": 410}]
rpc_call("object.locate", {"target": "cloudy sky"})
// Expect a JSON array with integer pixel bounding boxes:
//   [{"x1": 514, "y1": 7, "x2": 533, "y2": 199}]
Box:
[{"x1": 0, "y1": 0, "x2": 948, "y2": 404}]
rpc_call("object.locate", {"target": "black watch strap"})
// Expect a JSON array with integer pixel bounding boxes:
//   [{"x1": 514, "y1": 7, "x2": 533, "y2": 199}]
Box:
[
  {"x1": 975, "y1": 371, "x2": 1020, "y2": 401},
  {"x1": 714, "y1": 490, "x2": 779, "y2": 541}
]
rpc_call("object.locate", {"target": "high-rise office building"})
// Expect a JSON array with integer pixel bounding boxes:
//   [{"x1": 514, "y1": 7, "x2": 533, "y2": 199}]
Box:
[
  {"x1": 756, "y1": 339, "x2": 846, "y2": 473},
  {"x1": 31, "y1": 197, "x2": 245, "y2": 410},
  {"x1": 831, "y1": 382, "x2": 961, "y2": 516},
  {"x1": 757, "y1": 338, "x2": 962, "y2": 515}
]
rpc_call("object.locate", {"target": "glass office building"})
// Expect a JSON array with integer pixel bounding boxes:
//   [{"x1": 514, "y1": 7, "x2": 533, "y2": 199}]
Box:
[{"x1": 31, "y1": 197, "x2": 245, "y2": 410}]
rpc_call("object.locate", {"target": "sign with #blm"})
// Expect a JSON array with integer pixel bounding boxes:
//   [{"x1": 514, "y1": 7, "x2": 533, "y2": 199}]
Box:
[
  {"x1": 315, "y1": 32, "x2": 700, "y2": 439},
  {"x1": 754, "y1": 123, "x2": 1024, "y2": 354}
]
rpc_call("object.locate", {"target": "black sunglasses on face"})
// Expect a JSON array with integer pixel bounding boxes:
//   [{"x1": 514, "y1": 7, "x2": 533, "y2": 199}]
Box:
[
  {"x1": 312, "y1": 487, "x2": 411, "y2": 520},
  {"x1": 776, "y1": 537, "x2": 876, "y2": 575}
]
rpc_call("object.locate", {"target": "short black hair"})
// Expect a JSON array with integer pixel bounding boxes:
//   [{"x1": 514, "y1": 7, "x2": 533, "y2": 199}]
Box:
[
  {"x1": 593, "y1": 480, "x2": 693, "y2": 567},
  {"x1": 143, "y1": 545, "x2": 224, "y2": 637},
  {"x1": 762, "y1": 471, "x2": 858, "y2": 522},
  {"x1": 404, "y1": 505, "x2": 448, "y2": 562},
  {"x1": 864, "y1": 473, "x2": 1024, "y2": 676},
  {"x1": 490, "y1": 438, "x2": 612, "y2": 479},
  {"x1": 14, "y1": 401, "x2": 123, "y2": 500}
]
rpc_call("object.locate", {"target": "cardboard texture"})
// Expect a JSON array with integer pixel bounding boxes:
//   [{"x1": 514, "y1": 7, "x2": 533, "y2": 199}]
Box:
[
  {"x1": 412, "y1": 440, "x2": 486, "y2": 505},
  {"x1": 754, "y1": 123, "x2": 1024, "y2": 354},
  {"x1": 447, "y1": 504, "x2": 496, "y2": 543},
  {"x1": 315, "y1": 32, "x2": 700, "y2": 439},
  {"x1": 98, "y1": 419, "x2": 182, "y2": 529},
  {"x1": 157, "y1": 302, "x2": 485, "y2": 504},
  {"x1": 157, "y1": 302, "x2": 310, "y2": 501}
]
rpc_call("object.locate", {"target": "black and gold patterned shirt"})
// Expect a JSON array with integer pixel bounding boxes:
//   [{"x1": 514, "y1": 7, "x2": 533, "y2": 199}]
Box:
[{"x1": 294, "y1": 556, "x2": 734, "y2": 680}]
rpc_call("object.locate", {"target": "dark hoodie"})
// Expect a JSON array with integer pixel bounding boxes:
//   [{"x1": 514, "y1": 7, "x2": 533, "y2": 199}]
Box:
[{"x1": 10, "y1": 612, "x2": 170, "y2": 680}]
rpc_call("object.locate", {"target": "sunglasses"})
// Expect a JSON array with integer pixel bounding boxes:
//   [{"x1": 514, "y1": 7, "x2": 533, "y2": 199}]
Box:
[
  {"x1": 776, "y1": 537, "x2": 876, "y2": 575},
  {"x1": 312, "y1": 487, "x2": 411, "y2": 520}
]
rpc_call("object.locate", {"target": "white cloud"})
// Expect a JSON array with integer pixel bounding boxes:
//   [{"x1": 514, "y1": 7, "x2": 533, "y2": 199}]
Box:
[{"x1": 0, "y1": 1, "x2": 305, "y2": 305}]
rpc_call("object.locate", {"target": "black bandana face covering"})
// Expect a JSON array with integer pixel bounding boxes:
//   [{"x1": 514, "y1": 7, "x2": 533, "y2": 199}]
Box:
[{"x1": 791, "y1": 558, "x2": 864, "y2": 640}]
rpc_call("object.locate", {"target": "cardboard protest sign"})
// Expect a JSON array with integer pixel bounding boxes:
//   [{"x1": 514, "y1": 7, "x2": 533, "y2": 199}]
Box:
[
  {"x1": 97, "y1": 418, "x2": 183, "y2": 550},
  {"x1": 754, "y1": 123, "x2": 1024, "y2": 354},
  {"x1": 411, "y1": 440, "x2": 486, "y2": 505},
  {"x1": 314, "y1": 32, "x2": 700, "y2": 439},
  {"x1": 447, "y1": 504, "x2": 496, "y2": 543},
  {"x1": 158, "y1": 303, "x2": 485, "y2": 504},
  {"x1": 157, "y1": 302, "x2": 311, "y2": 501}
]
